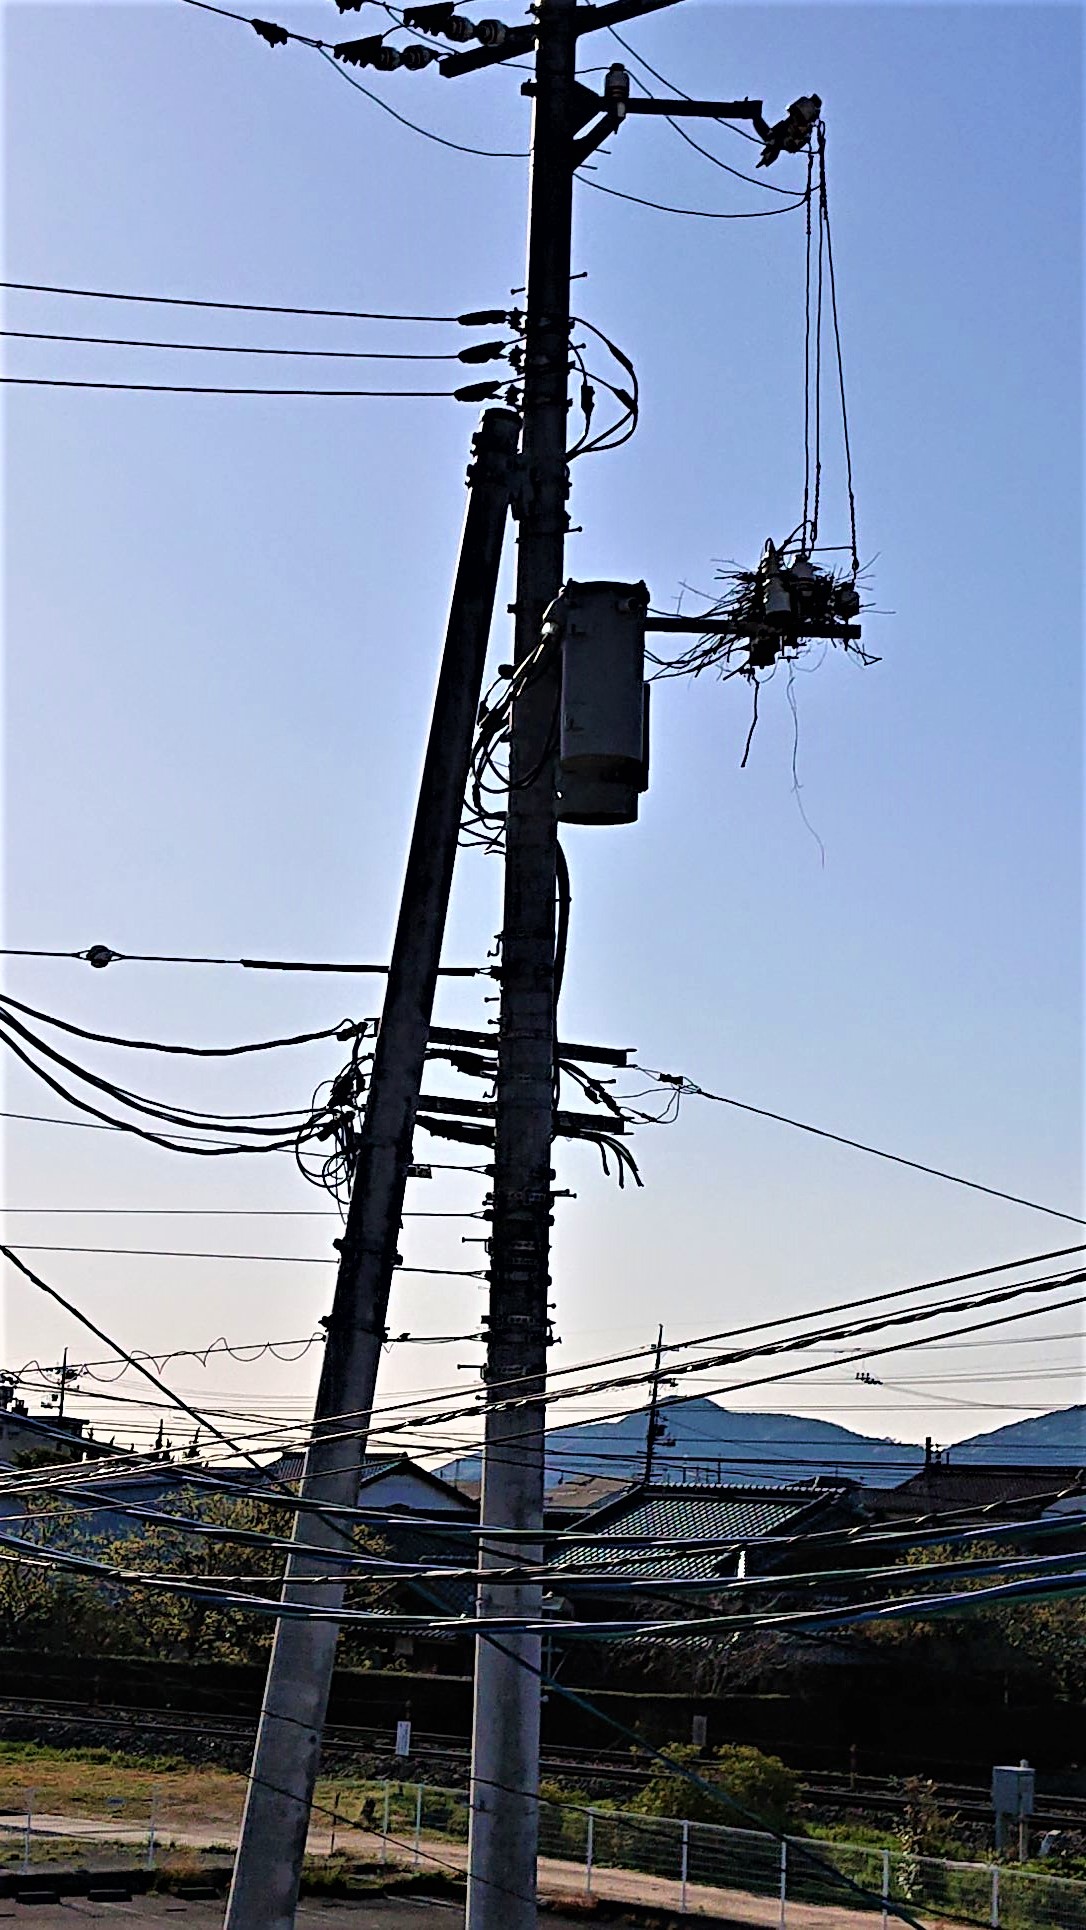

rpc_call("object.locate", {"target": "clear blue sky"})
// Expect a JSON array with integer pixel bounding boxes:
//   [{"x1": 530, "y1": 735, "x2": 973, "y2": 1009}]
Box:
[{"x1": 2, "y1": 2, "x2": 1082, "y2": 1459}]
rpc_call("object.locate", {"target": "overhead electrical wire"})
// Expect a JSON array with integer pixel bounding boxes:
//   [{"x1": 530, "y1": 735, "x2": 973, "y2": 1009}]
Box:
[
  {"x1": 0, "y1": 944, "x2": 489, "y2": 973},
  {"x1": 606, "y1": 24, "x2": 764, "y2": 146},
  {"x1": 0, "y1": 280, "x2": 473, "y2": 323},
  {"x1": 316, "y1": 46, "x2": 528, "y2": 157},
  {"x1": 17, "y1": 1258, "x2": 1077, "y2": 1478},
  {"x1": 5, "y1": 1244, "x2": 484, "y2": 1275},
  {"x1": 1, "y1": 375, "x2": 498, "y2": 398},
  {"x1": 649, "y1": 1069, "x2": 1086, "y2": 1228},
  {"x1": 0, "y1": 329, "x2": 505, "y2": 362},
  {"x1": 579, "y1": 176, "x2": 811, "y2": 220},
  {"x1": 0, "y1": 989, "x2": 372, "y2": 1058},
  {"x1": 0, "y1": 1205, "x2": 481, "y2": 1217}
]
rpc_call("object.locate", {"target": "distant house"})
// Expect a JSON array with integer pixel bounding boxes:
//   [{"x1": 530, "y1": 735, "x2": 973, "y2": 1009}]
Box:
[
  {"x1": 864, "y1": 1460, "x2": 1085, "y2": 1523},
  {"x1": 260, "y1": 1449, "x2": 472, "y2": 1519},
  {"x1": 544, "y1": 1473, "x2": 637, "y2": 1522},
  {"x1": 546, "y1": 1477, "x2": 859, "y2": 1623},
  {"x1": 0, "y1": 1384, "x2": 115, "y2": 1468}
]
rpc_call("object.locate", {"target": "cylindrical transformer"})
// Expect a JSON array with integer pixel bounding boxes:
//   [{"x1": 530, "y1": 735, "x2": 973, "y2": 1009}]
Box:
[
  {"x1": 557, "y1": 770, "x2": 639, "y2": 826},
  {"x1": 559, "y1": 579, "x2": 648, "y2": 789}
]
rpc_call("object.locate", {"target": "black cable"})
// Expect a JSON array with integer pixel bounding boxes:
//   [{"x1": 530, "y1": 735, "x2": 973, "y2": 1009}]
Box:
[
  {"x1": 1, "y1": 375, "x2": 477, "y2": 397},
  {"x1": 0, "y1": 1246, "x2": 297, "y2": 1491},
  {"x1": 579, "y1": 176, "x2": 810, "y2": 220},
  {"x1": 317, "y1": 46, "x2": 527, "y2": 157},
  {"x1": 8, "y1": 1245, "x2": 483, "y2": 1274},
  {"x1": 0, "y1": 1003, "x2": 320, "y2": 1137},
  {"x1": 0, "y1": 328, "x2": 498, "y2": 363},
  {"x1": 606, "y1": 25, "x2": 764, "y2": 146},
  {"x1": 554, "y1": 839, "x2": 571, "y2": 1009},
  {"x1": 662, "y1": 1072, "x2": 1086, "y2": 1228},
  {"x1": 0, "y1": 989, "x2": 368, "y2": 1058},
  {"x1": 818, "y1": 124, "x2": 859, "y2": 574},
  {"x1": 0, "y1": 1024, "x2": 311, "y2": 1157},
  {"x1": 0, "y1": 1206, "x2": 479, "y2": 1217},
  {"x1": 802, "y1": 147, "x2": 814, "y2": 545},
  {"x1": 0, "y1": 281, "x2": 466, "y2": 323},
  {"x1": 618, "y1": 64, "x2": 799, "y2": 197},
  {"x1": 0, "y1": 945, "x2": 487, "y2": 972},
  {"x1": 180, "y1": 0, "x2": 324, "y2": 46}
]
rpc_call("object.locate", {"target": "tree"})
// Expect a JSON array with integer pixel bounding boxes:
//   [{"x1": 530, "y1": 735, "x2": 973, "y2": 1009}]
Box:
[
  {"x1": 632, "y1": 1742, "x2": 799, "y2": 1831},
  {"x1": 0, "y1": 1496, "x2": 115, "y2": 1653},
  {"x1": 98, "y1": 1489, "x2": 385, "y2": 1666}
]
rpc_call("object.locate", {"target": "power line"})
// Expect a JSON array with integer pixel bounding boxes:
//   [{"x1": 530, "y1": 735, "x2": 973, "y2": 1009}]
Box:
[
  {"x1": 0, "y1": 374, "x2": 500, "y2": 398},
  {"x1": 579, "y1": 175, "x2": 810, "y2": 219},
  {"x1": 0, "y1": 280, "x2": 484, "y2": 323},
  {"x1": 606, "y1": 25, "x2": 764, "y2": 146},
  {"x1": 316, "y1": 46, "x2": 528, "y2": 158},
  {"x1": 0, "y1": 990, "x2": 371, "y2": 1058},
  {"x1": 0, "y1": 1206, "x2": 479, "y2": 1217},
  {"x1": 0, "y1": 327, "x2": 506, "y2": 362},
  {"x1": 0, "y1": 945, "x2": 489, "y2": 973},
  {"x1": 6, "y1": 1243, "x2": 484, "y2": 1275},
  {"x1": 659, "y1": 1070, "x2": 1086, "y2": 1228}
]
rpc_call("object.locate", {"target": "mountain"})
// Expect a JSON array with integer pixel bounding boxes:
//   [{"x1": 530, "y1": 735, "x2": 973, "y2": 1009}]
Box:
[
  {"x1": 952, "y1": 1405, "x2": 1085, "y2": 1465},
  {"x1": 442, "y1": 1400, "x2": 1085, "y2": 1492},
  {"x1": 444, "y1": 1396, "x2": 925, "y2": 1490}
]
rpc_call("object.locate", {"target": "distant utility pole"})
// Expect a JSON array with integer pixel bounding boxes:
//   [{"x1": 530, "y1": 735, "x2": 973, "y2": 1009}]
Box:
[
  {"x1": 643, "y1": 1324, "x2": 666, "y2": 1483},
  {"x1": 224, "y1": 405, "x2": 519, "y2": 1930}
]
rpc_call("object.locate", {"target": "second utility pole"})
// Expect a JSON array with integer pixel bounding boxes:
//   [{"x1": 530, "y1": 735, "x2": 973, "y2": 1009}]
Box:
[{"x1": 465, "y1": 1, "x2": 577, "y2": 1922}]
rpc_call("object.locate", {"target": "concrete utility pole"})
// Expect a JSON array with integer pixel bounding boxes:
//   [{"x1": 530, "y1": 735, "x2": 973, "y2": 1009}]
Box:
[
  {"x1": 643, "y1": 1324, "x2": 666, "y2": 1484},
  {"x1": 224, "y1": 404, "x2": 519, "y2": 1930},
  {"x1": 464, "y1": 6, "x2": 578, "y2": 1923}
]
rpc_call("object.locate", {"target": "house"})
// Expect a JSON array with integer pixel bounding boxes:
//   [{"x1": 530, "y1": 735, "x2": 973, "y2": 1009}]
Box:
[
  {"x1": 0, "y1": 1383, "x2": 116, "y2": 1468},
  {"x1": 546, "y1": 1476, "x2": 860, "y2": 1618},
  {"x1": 863, "y1": 1460, "x2": 1086, "y2": 1524}
]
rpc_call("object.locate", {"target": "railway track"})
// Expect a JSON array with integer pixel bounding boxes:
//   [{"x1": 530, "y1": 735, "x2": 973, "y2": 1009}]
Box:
[{"x1": 0, "y1": 1696, "x2": 1083, "y2": 1830}]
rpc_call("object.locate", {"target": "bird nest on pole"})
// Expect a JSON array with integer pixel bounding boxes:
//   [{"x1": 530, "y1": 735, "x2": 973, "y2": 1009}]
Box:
[{"x1": 647, "y1": 538, "x2": 875, "y2": 684}]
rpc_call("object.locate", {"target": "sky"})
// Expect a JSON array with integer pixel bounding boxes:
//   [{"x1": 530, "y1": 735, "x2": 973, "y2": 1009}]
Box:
[{"x1": 1, "y1": 0, "x2": 1082, "y2": 1469}]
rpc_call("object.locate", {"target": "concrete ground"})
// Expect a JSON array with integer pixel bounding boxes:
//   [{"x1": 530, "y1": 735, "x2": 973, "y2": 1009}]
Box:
[{"x1": 0, "y1": 1902, "x2": 472, "y2": 1926}]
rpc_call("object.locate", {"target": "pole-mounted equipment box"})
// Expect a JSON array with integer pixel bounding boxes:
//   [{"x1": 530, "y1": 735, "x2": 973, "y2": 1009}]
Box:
[
  {"x1": 992, "y1": 1765, "x2": 1035, "y2": 1819},
  {"x1": 554, "y1": 579, "x2": 650, "y2": 825}
]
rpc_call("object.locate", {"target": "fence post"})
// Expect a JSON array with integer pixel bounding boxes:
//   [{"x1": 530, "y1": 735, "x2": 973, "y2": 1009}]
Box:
[
  {"x1": 680, "y1": 1818, "x2": 689, "y2": 1912},
  {"x1": 414, "y1": 1784, "x2": 422, "y2": 1867},
  {"x1": 381, "y1": 1782, "x2": 390, "y2": 1866},
  {"x1": 881, "y1": 1847, "x2": 890, "y2": 1930},
  {"x1": 990, "y1": 1864, "x2": 1000, "y2": 1929},
  {"x1": 585, "y1": 1810, "x2": 594, "y2": 1895},
  {"x1": 146, "y1": 1784, "x2": 158, "y2": 1872},
  {"x1": 779, "y1": 1839, "x2": 788, "y2": 1930},
  {"x1": 22, "y1": 1790, "x2": 35, "y2": 1875}
]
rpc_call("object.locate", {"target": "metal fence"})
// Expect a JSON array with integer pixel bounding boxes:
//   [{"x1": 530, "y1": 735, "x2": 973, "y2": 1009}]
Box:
[
  {"x1": 337, "y1": 1783, "x2": 1086, "y2": 1929},
  {"x1": 2, "y1": 1775, "x2": 1085, "y2": 1930}
]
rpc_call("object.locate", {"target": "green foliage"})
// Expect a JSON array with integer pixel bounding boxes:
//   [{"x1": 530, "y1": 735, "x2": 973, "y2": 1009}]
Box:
[
  {"x1": 631, "y1": 1742, "x2": 799, "y2": 1831},
  {"x1": 1, "y1": 1486, "x2": 382, "y2": 1666},
  {"x1": 857, "y1": 1539, "x2": 1086, "y2": 1699}
]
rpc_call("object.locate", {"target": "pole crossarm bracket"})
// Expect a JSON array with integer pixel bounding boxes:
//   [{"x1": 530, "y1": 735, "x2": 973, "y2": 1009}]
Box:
[
  {"x1": 625, "y1": 96, "x2": 767, "y2": 124},
  {"x1": 646, "y1": 616, "x2": 862, "y2": 642},
  {"x1": 440, "y1": 0, "x2": 683, "y2": 78}
]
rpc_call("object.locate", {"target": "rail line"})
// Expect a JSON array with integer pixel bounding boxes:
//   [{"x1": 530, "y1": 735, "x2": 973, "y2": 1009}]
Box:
[{"x1": 0, "y1": 1697, "x2": 1083, "y2": 1830}]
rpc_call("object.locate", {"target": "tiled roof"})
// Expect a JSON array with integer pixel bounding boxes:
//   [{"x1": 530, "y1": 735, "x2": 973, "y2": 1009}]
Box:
[
  {"x1": 870, "y1": 1464, "x2": 1085, "y2": 1518},
  {"x1": 546, "y1": 1474, "x2": 636, "y2": 1515},
  {"x1": 550, "y1": 1481, "x2": 844, "y2": 1583},
  {"x1": 261, "y1": 1451, "x2": 402, "y2": 1488}
]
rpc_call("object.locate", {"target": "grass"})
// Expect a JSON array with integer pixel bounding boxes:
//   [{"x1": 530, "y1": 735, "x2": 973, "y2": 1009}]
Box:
[{"x1": 0, "y1": 1739, "x2": 243, "y2": 1829}]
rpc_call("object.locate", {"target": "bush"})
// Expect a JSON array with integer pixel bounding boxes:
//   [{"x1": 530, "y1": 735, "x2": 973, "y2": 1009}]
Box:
[{"x1": 632, "y1": 1743, "x2": 799, "y2": 1832}]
